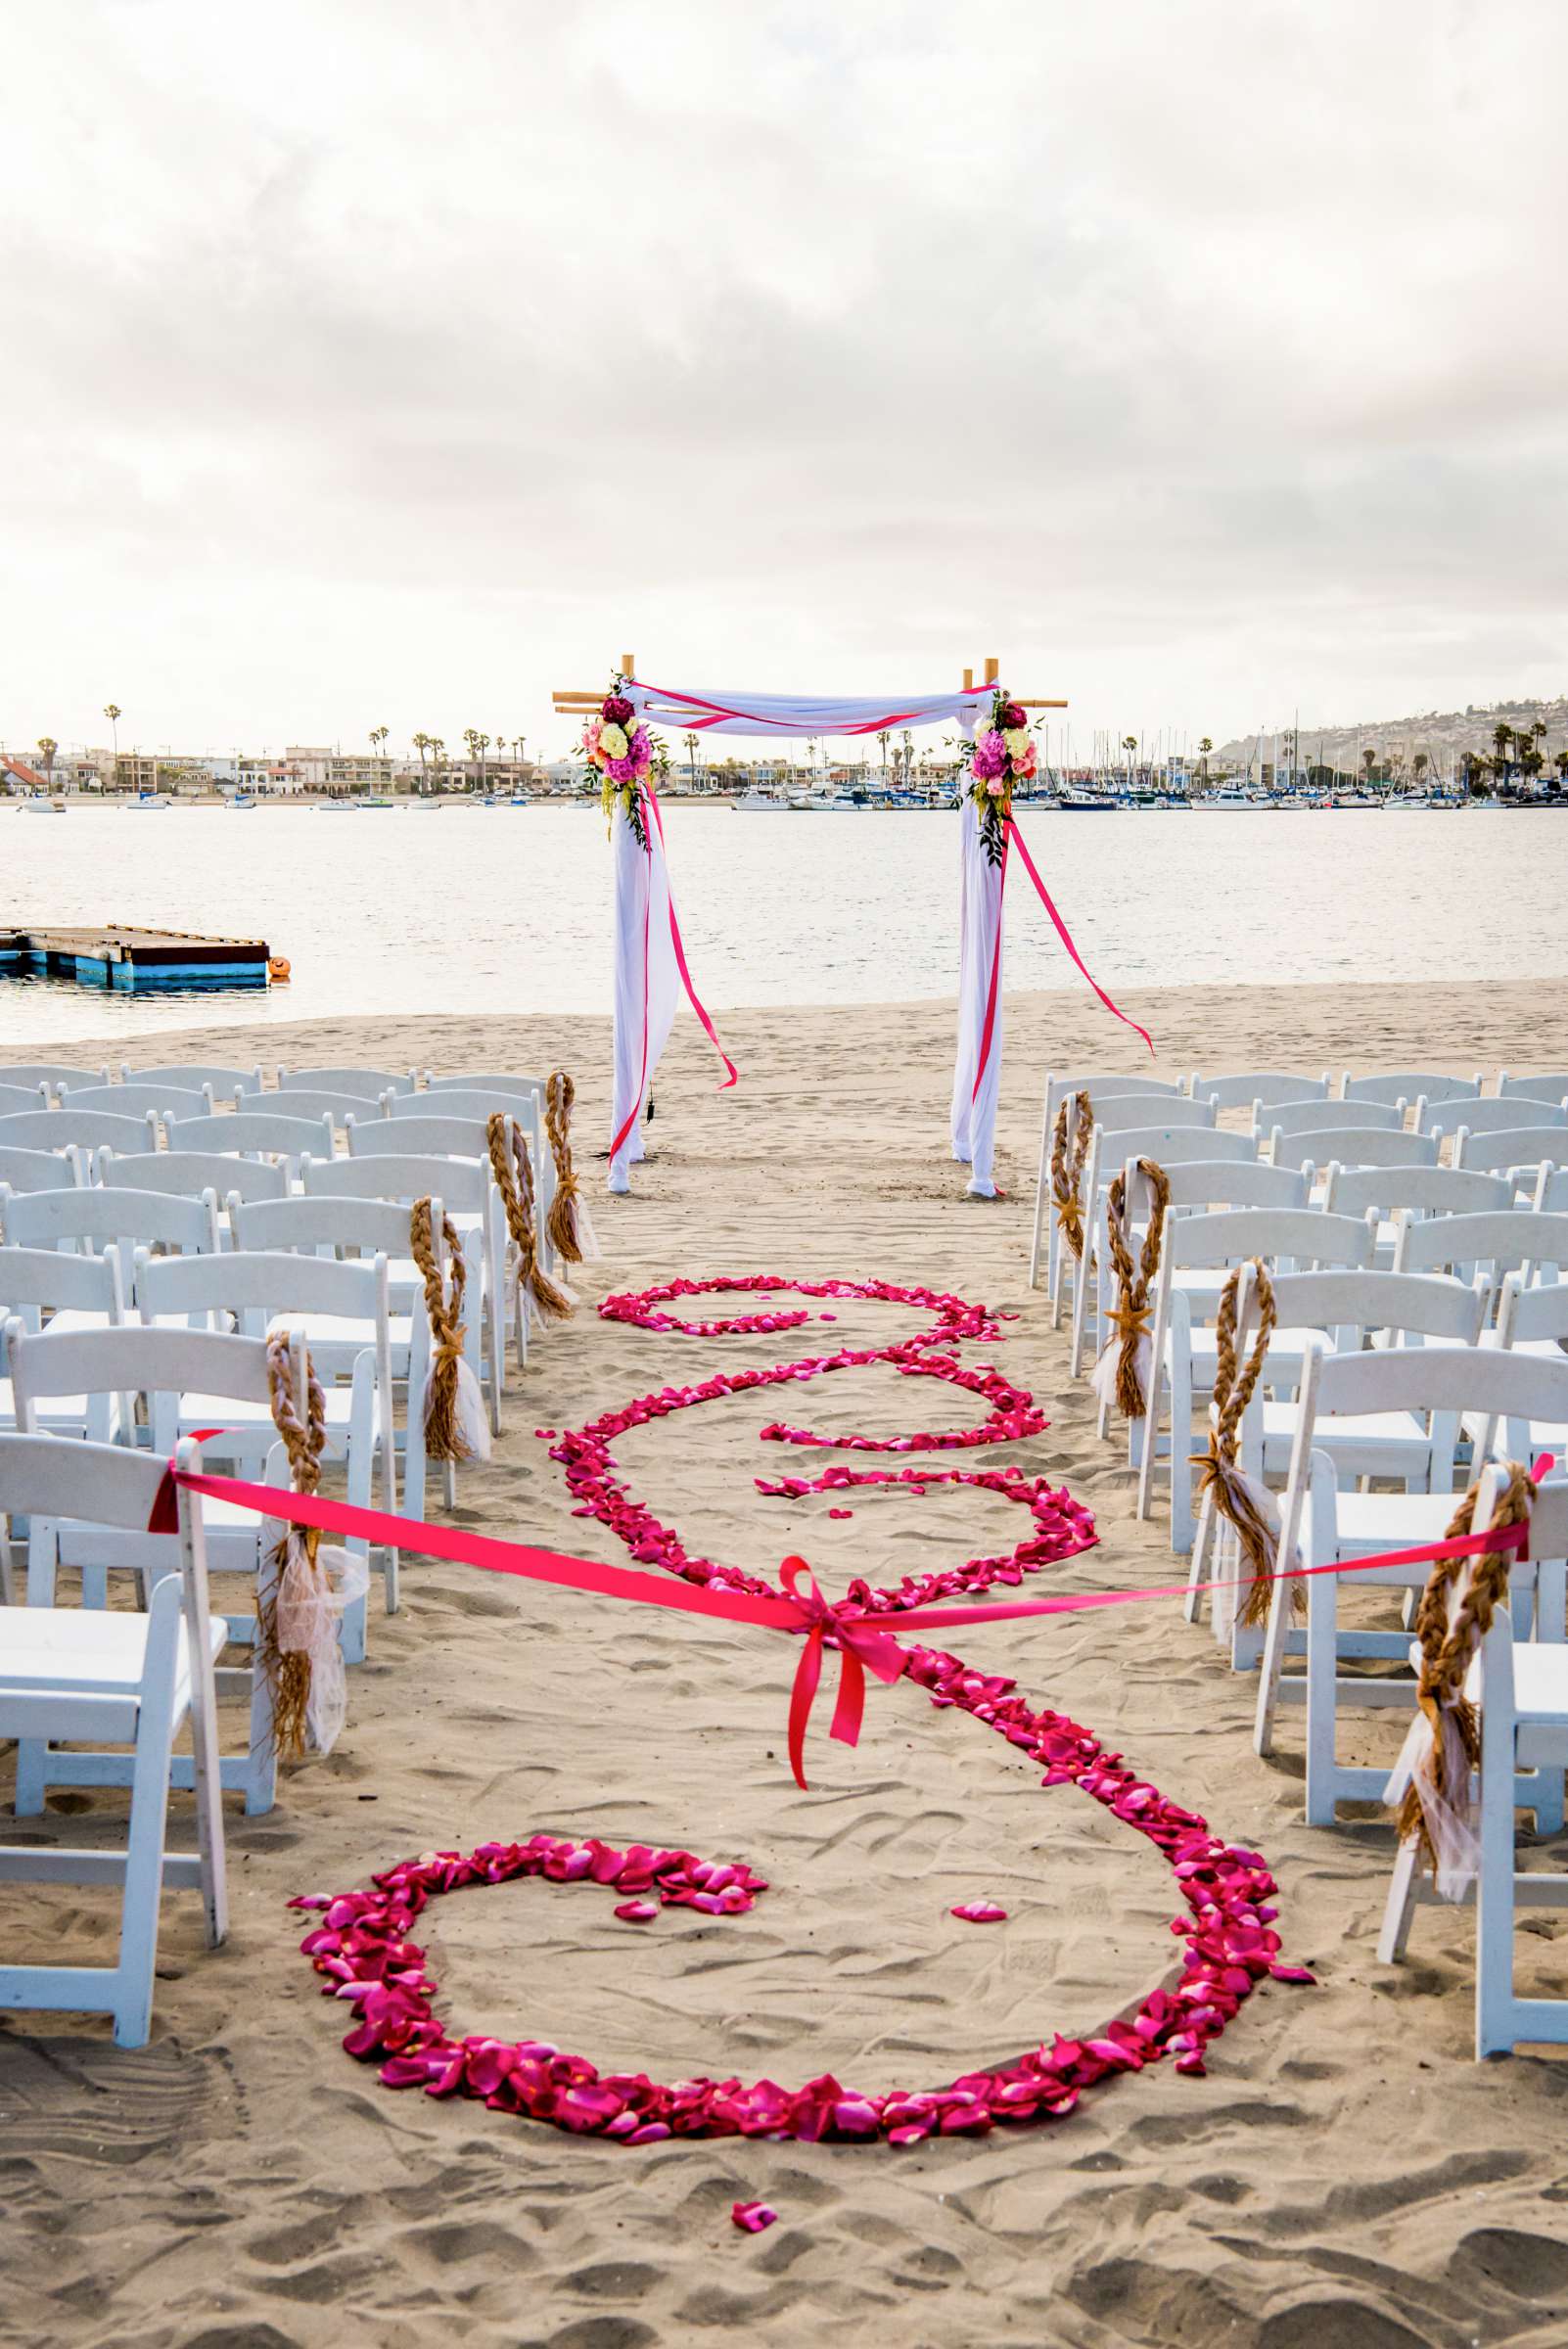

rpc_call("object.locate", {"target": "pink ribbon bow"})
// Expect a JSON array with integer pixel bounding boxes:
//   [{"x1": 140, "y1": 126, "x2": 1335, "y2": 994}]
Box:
[{"x1": 778, "y1": 1555, "x2": 909, "y2": 1791}]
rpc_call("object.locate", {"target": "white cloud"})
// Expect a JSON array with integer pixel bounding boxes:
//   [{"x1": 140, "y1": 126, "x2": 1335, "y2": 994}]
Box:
[{"x1": 3, "y1": 0, "x2": 1566, "y2": 760}]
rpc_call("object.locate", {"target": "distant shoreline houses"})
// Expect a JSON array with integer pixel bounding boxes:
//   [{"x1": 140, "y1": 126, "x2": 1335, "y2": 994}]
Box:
[{"x1": 0, "y1": 739, "x2": 967, "y2": 802}]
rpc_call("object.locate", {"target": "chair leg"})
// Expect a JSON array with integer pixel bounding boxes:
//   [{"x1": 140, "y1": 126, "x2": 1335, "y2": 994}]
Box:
[
  {"x1": 1476, "y1": 1730, "x2": 1520, "y2": 2059},
  {"x1": 1377, "y1": 1839, "x2": 1423, "y2": 1962},
  {"x1": 113, "y1": 1686, "x2": 179, "y2": 2049},
  {"x1": 1304, "y1": 1570, "x2": 1341, "y2": 1825}
]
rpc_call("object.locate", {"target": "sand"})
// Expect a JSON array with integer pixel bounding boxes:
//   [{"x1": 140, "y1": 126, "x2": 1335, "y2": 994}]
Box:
[{"x1": 7, "y1": 978, "x2": 1568, "y2": 2349}]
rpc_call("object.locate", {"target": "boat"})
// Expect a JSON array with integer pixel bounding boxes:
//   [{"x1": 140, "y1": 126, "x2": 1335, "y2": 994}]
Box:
[
  {"x1": 1386, "y1": 792, "x2": 1432, "y2": 810},
  {"x1": 505, "y1": 794, "x2": 532, "y2": 806},
  {"x1": 1331, "y1": 790, "x2": 1382, "y2": 808},
  {"x1": 226, "y1": 793, "x2": 257, "y2": 810},
  {"x1": 21, "y1": 795, "x2": 66, "y2": 813},
  {"x1": 1193, "y1": 786, "x2": 1267, "y2": 808},
  {"x1": 125, "y1": 792, "x2": 170, "y2": 809},
  {"x1": 735, "y1": 786, "x2": 791, "y2": 809},
  {"x1": 1056, "y1": 791, "x2": 1124, "y2": 811}
]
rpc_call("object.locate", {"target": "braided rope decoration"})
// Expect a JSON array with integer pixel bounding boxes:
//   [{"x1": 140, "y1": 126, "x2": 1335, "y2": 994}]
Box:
[
  {"x1": 1096, "y1": 1158, "x2": 1170, "y2": 1419},
  {"x1": 259, "y1": 1329, "x2": 328, "y2": 1760},
  {"x1": 544, "y1": 1070, "x2": 583, "y2": 1265},
  {"x1": 410, "y1": 1197, "x2": 484, "y2": 1464},
  {"x1": 1049, "y1": 1090, "x2": 1094, "y2": 1264},
  {"x1": 486, "y1": 1112, "x2": 574, "y2": 1324},
  {"x1": 1190, "y1": 1261, "x2": 1285, "y2": 1628},
  {"x1": 1396, "y1": 1460, "x2": 1536, "y2": 1874}
]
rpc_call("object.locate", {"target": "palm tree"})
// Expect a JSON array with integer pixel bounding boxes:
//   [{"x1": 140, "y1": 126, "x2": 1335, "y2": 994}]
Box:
[
  {"x1": 369, "y1": 724, "x2": 389, "y2": 760},
  {"x1": 1412, "y1": 751, "x2": 1429, "y2": 784},
  {"x1": 411, "y1": 730, "x2": 431, "y2": 792},
  {"x1": 1122, "y1": 733, "x2": 1138, "y2": 781},
  {"x1": 103, "y1": 704, "x2": 121, "y2": 792},
  {"x1": 430, "y1": 736, "x2": 447, "y2": 787},
  {"x1": 1493, "y1": 721, "x2": 1513, "y2": 780},
  {"x1": 36, "y1": 735, "x2": 58, "y2": 782},
  {"x1": 1197, "y1": 735, "x2": 1213, "y2": 780},
  {"x1": 462, "y1": 728, "x2": 490, "y2": 792},
  {"x1": 877, "y1": 729, "x2": 891, "y2": 788},
  {"x1": 683, "y1": 730, "x2": 699, "y2": 792},
  {"x1": 1361, "y1": 747, "x2": 1378, "y2": 792}
]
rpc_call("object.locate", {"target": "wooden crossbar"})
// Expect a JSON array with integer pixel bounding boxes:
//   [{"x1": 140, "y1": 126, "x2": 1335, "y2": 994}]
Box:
[{"x1": 552, "y1": 654, "x2": 1066, "y2": 715}]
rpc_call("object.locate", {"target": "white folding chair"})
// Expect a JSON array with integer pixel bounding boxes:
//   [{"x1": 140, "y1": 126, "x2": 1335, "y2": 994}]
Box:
[
  {"x1": 1498, "y1": 1071, "x2": 1568, "y2": 1108},
  {"x1": 1455, "y1": 1127, "x2": 1568, "y2": 1192},
  {"x1": 7, "y1": 1324, "x2": 299, "y2": 1817},
  {"x1": 1093, "y1": 1156, "x2": 1313, "y2": 1441},
  {"x1": 1273, "y1": 1126, "x2": 1439, "y2": 1178},
  {"x1": 1255, "y1": 1345, "x2": 1568, "y2": 1823},
  {"x1": 165, "y1": 1109, "x2": 334, "y2": 1182},
  {"x1": 132, "y1": 1251, "x2": 400, "y2": 1643},
  {"x1": 0, "y1": 1063, "x2": 111, "y2": 1102},
  {"x1": 1137, "y1": 1207, "x2": 1376, "y2": 1550},
  {"x1": 0, "y1": 1144, "x2": 87, "y2": 1213},
  {"x1": 330, "y1": 1139, "x2": 505, "y2": 1426},
  {"x1": 1190, "y1": 1072, "x2": 1330, "y2": 1113},
  {"x1": 1394, "y1": 1208, "x2": 1568, "y2": 1321},
  {"x1": 1027, "y1": 1072, "x2": 1186, "y2": 1294},
  {"x1": 228, "y1": 1189, "x2": 438, "y2": 1501},
  {"x1": 100, "y1": 1146, "x2": 289, "y2": 1216},
  {"x1": 0, "y1": 1082, "x2": 47, "y2": 1117},
  {"x1": 1070, "y1": 1125, "x2": 1255, "y2": 1376},
  {"x1": 1343, "y1": 1071, "x2": 1481, "y2": 1107},
  {"x1": 263, "y1": 1087, "x2": 390, "y2": 1128},
  {"x1": 1324, "y1": 1163, "x2": 1513, "y2": 1268},
  {"x1": 0, "y1": 1249, "x2": 127, "y2": 1436},
  {"x1": 0, "y1": 1108, "x2": 157, "y2": 1156},
  {"x1": 121, "y1": 1061, "x2": 265, "y2": 1095},
  {"x1": 3, "y1": 1182, "x2": 219, "y2": 1262},
  {"x1": 60, "y1": 1082, "x2": 227, "y2": 1131},
  {"x1": 1378, "y1": 1470, "x2": 1568, "y2": 2055},
  {"x1": 1424, "y1": 1096, "x2": 1568, "y2": 1142},
  {"x1": 387, "y1": 1087, "x2": 547, "y2": 1238},
  {"x1": 280, "y1": 1064, "x2": 417, "y2": 1097},
  {"x1": 0, "y1": 1432, "x2": 227, "y2": 2047},
  {"x1": 1265, "y1": 1098, "x2": 1405, "y2": 1141}
]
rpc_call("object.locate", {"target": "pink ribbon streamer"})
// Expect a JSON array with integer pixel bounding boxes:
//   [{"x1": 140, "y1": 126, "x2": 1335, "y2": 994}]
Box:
[
  {"x1": 1004, "y1": 815, "x2": 1155, "y2": 1055},
  {"x1": 971, "y1": 831, "x2": 1010, "y2": 1105},
  {"x1": 609, "y1": 784, "x2": 736, "y2": 1164},
  {"x1": 153, "y1": 1456, "x2": 1553, "y2": 1789}
]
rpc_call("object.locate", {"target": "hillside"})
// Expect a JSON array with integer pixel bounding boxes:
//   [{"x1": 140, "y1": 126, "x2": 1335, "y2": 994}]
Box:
[{"x1": 1212, "y1": 694, "x2": 1568, "y2": 774}]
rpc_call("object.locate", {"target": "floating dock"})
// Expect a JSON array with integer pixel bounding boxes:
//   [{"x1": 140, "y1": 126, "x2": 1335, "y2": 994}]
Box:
[{"x1": 0, "y1": 923, "x2": 273, "y2": 992}]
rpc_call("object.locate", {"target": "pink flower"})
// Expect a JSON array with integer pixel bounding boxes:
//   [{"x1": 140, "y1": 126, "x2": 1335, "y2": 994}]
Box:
[
  {"x1": 972, "y1": 732, "x2": 1005, "y2": 781},
  {"x1": 603, "y1": 693, "x2": 635, "y2": 726},
  {"x1": 986, "y1": 778, "x2": 1004, "y2": 798},
  {"x1": 582, "y1": 717, "x2": 603, "y2": 763}
]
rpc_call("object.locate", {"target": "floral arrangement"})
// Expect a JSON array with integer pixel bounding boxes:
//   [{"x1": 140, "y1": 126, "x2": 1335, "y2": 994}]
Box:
[
  {"x1": 581, "y1": 675, "x2": 663, "y2": 847},
  {"x1": 965, "y1": 688, "x2": 1037, "y2": 863}
]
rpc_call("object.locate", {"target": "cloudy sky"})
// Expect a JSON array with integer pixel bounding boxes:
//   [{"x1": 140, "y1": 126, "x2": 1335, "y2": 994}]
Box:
[{"x1": 4, "y1": 0, "x2": 1566, "y2": 764}]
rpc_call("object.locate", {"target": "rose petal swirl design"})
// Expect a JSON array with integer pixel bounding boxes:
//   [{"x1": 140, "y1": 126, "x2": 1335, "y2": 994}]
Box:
[{"x1": 296, "y1": 1275, "x2": 1308, "y2": 2142}]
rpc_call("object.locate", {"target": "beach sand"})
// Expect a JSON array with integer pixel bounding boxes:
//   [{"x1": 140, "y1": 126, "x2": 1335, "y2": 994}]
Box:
[{"x1": 7, "y1": 978, "x2": 1568, "y2": 2349}]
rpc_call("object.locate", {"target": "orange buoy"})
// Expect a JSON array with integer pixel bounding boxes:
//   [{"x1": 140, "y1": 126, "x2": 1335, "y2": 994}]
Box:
[{"x1": 268, "y1": 956, "x2": 291, "y2": 984}]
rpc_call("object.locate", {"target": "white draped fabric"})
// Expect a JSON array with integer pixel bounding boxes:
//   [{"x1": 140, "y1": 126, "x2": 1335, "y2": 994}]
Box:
[
  {"x1": 609, "y1": 801, "x2": 679, "y2": 1195},
  {"x1": 948, "y1": 807, "x2": 1007, "y2": 1198},
  {"x1": 624, "y1": 681, "x2": 992, "y2": 740}
]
